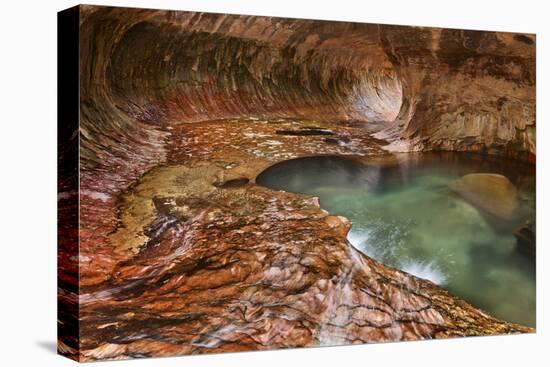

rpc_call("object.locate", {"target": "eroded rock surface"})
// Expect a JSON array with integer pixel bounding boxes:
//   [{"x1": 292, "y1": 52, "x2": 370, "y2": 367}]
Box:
[
  {"x1": 58, "y1": 5, "x2": 535, "y2": 362},
  {"x1": 76, "y1": 126, "x2": 531, "y2": 361},
  {"x1": 451, "y1": 173, "x2": 519, "y2": 219}
]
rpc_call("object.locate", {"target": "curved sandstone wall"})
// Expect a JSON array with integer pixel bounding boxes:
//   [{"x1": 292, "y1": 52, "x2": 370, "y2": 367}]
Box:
[
  {"x1": 81, "y1": 6, "x2": 535, "y2": 168},
  {"x1": 375, "y1": 27, "x2": 535, "y2": 162},
  {"x1": 58, "y1": 5, "x2": 535, "y2": 361}
]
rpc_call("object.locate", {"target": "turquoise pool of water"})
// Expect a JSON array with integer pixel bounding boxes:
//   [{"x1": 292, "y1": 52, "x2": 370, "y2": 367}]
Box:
[{"x1": 256, "y1": 153, "x2": 536, "y2": 327}]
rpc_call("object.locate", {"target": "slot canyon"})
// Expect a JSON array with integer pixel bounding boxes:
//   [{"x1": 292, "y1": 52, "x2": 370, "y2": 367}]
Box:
[{"x1": 58, "y1": 5, "x2": 535, "y2": 361}]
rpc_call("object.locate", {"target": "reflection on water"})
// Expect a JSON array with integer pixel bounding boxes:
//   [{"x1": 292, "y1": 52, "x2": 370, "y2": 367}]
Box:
[{"x1": 256, "y1": 153, "x2": 536, "y2": 327}]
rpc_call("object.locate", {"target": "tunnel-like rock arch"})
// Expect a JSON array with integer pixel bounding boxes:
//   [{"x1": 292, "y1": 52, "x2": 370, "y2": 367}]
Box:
[
  {"x1": 80, "y1": 7, "x2": 535, "y2": 172},
  {"x1": 59, "y1": 5, "x2": 535, "y2": 361}
]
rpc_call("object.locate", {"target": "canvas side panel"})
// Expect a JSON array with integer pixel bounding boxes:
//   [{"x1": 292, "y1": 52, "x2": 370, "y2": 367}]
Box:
[{"x1": 57, "y1": 5, "x2": 81, "y2": 361}]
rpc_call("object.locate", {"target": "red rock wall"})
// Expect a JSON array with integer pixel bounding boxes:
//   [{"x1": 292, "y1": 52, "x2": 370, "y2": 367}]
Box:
[
  {"x1": 375, "y1": 27, "x2": 535, "y2": 162},
  {"x1": 80, "y1": 6, "x2": 535, "y2": 164},
  {"x1": 58, "y1": 5, "x2": 536, "y2": 360}
]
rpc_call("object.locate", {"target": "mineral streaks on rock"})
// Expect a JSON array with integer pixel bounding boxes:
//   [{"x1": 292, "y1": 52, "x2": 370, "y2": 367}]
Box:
[
  {"x1": 84, "y1": 6, "x2": 535, "y2": 160},
  {"x1": 77, "y1": 146, "x2": 531, "y2": 362},
  {"x1": 376, "y1": 28, "x2": 535, "y2": 161},
  {"x1": 58, "y1": 5, "x2": 535, "y2": 361}
]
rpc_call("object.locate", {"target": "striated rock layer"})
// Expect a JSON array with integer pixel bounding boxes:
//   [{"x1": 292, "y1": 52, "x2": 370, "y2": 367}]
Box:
[{"x1": 58, "y1": 5, "x2": 535, "y2": 362}]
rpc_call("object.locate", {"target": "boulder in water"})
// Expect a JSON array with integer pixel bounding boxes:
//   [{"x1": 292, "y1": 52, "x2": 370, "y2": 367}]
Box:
[
  {"x1": 450, "y1": 173, "x2": 519, "y2": 219},
  {"x1": 514, "y1": 220, "x2": 536, "y2": 255}
]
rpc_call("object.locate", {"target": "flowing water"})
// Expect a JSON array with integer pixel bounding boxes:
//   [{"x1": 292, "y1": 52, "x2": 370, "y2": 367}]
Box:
[{"x1": 256, "y1": 153, "x2": 536, "y2": 327}]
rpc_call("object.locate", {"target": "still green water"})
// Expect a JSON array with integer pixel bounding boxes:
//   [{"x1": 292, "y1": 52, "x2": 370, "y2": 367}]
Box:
[{"x1": 256, "y1": 153, "x2": 536, "y2": 327}]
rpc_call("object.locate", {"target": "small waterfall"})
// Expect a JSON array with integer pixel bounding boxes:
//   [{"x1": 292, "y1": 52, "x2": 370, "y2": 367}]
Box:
[
  {"x1": 348, "y1": 229, "x2": 447, "y2": 285},
  {"x1": 257, "y1": 154, "x2": 536, "y2": 327},
  {"x1": 347, "y1": 229, "x2": 384, "y2": 261},
  {"x1": 401, "y1": 260, "x2": 447, "y2": 285}
]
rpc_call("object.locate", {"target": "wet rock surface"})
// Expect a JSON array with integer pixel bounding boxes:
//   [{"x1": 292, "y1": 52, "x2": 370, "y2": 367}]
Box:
[
  {"x1": 276, "y1": 128, "x2": 336, "y2": 136},
  {"x1": 515, "y1": 220, "x2": 536, "y2": 256},
  {"x1": 73, "y1": 124, "x2": 532, "y2": 361},
  {"x1": 61, "y1": 117, "x2": 533, "y2": 362},
  {"x1": 451, "y1": 173, "x2": 519, "y2": 219},
  {"x1": 58, "y1": 5, "x2": 535, "y2": 362}
]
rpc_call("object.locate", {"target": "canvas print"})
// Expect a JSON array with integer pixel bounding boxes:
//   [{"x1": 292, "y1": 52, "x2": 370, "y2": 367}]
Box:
[{"x1": 57, "y1": 5, "x2": 536, "y2": 362}]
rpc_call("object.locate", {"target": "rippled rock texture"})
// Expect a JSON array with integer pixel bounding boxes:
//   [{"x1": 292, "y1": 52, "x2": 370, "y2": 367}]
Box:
[{"x1": 58, "y1": 5, "x2": 535, "y2": 362}]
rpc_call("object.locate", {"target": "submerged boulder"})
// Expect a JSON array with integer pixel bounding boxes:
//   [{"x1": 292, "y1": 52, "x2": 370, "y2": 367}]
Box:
[
  {"x1": 514, "y1": 220, "x2": 536, "y2": 255},
  {"x1": 450, "y1": 173, "x2": 519, "y2": 219}
]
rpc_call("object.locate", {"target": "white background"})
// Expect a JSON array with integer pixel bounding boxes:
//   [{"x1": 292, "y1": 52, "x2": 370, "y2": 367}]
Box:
[{"x1": 0, "y1": 0, "x2": 547, "y2": 365}]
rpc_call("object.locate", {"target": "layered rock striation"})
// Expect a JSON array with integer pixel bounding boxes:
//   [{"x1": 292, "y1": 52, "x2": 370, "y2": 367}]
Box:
[{"x1": 58, "y1": 5, "x2": 535, "y2": 361}]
